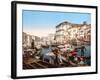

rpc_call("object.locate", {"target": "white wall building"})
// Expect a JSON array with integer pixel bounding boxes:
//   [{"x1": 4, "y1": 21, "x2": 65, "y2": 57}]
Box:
[
  {"x1": 48, "y1": 34, "x2": 55, "y2": 44},
  {"x1": 55, "y1": 21, "x2": 72, "y2": 44},
  {"x1": 55, "y1": 21, "x2": 91, "y2": 45},
  {"x1": 23, "y1": 32, "x2": 33, "y2": 48}
]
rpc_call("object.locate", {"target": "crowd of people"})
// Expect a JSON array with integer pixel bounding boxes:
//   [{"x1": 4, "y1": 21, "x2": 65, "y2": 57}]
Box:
[
  {"x1": 23, "y1": 44, "x2": 89, "y2": 67},
  {"x1": 38, "y1": 45, "x2": 88, "y2": 67}
]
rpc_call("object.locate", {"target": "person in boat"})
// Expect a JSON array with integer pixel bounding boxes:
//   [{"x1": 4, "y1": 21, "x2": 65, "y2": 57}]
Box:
[
  {"x1": 67, "y1": 50, "x2": 79, "y2": 66},
  {"x1": 80, "y1": 45, "x2": 86, "y2": 57},
  {"x1": 78, "y1": 56, "x2": 85, "y2": 66},
  {"x1": 52, "y1": 48, "x2": 59, "y2": 65},
  {"x1": 53, "y1": 48, "x2": 67, "y2": 65}
]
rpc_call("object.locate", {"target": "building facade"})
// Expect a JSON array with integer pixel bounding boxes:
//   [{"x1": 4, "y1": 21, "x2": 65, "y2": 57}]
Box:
[
  {"x1": 23, "y1": 32, "x2": 41, "y2": 48},
  {"x1": 55, "y1": 21, "x2": 72, "y2": 44},
  {"x1": 23, "y1": 32, "x2": 33, "y2": 48},
  {"x1": 55, "y1": 21, "x2": 91, "y2": 45}
]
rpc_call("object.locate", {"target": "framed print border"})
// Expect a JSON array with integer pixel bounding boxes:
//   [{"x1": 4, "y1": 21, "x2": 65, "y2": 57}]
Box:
[{"x1": 11, "y1": 1, "x2": 98, "y2": 79}]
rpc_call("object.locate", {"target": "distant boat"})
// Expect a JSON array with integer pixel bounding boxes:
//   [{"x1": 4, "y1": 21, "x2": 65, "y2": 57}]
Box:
[
  {"x1": 41, "y1": 44, "x2": 49, "y2": 48},
  {"x1": 58, "y1": 45, "x2": 65, "y2": 48}
]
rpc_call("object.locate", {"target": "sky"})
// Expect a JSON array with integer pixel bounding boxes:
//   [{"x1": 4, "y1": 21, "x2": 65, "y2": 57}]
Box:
[{"x1": 23, "y1": 10, "x2": 91, "y2": 37}]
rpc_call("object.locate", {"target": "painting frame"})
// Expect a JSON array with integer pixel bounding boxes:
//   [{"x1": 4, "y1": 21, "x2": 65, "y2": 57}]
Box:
[{"x1": 11, "y1": 1, "x2": 98, "y2": 79}]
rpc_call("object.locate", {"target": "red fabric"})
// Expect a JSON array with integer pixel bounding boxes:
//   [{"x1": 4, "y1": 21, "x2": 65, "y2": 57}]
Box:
[{"x1": 70, "y1": 50, "x2": 77, "y2": 56}]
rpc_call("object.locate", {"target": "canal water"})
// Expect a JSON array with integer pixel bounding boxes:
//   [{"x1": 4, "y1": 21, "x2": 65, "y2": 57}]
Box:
[
  {"x1": 40, "y1": 46, "x2": 53, "y2": 61},
  {"x1": 77, "y1": 45, "x2": 91, "y2": 57},
  {"x1": 77, "y1": 45, "x2": 91, "y2": 65},
  {"x1": 41, "y1": 47, "x2": 52, "y2": 55}
]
